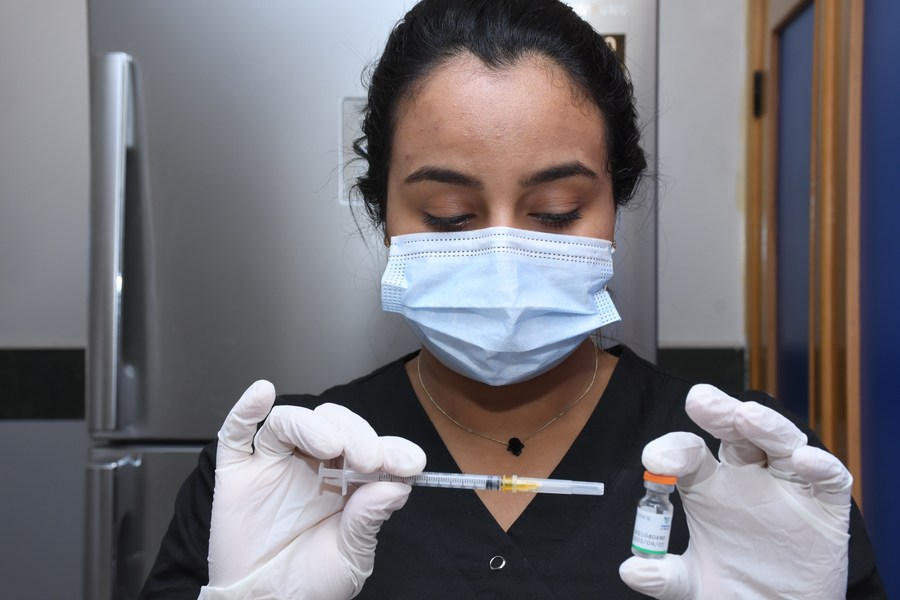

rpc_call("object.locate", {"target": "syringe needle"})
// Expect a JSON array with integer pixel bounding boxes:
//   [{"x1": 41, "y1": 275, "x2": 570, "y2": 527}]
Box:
[{"x1": 318, "y1": 463, "x2": 604, "y2": 496}]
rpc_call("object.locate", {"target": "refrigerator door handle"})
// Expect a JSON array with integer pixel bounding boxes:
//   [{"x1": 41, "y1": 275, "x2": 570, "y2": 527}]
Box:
[
  {"x1": 88, "y1": 52, "x2": 134, "y2": 433},
  {"x1": 84, "y1": 459, "x2": 121, "y2": 600}
]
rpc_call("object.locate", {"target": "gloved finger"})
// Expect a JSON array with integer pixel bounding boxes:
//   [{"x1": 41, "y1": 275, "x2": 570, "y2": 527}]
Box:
[
  {"x1": 217, "y1": 380, "x2": 276, "y2": 460},
  {"x1": 685, "y1": 384, "x2": 766, "y2": 467},
  {"x1": 338, "y1": 482, "x2": 413, "y2": 580},
  {"x1": 792, "y1": 445, "x2": 853, "y2": 506},
  {"x1": 733, "y1": 401, "x2": 808, "y2": 479},
  {"x1": 255, "y1": 404, "x2": 344, "y2": 459},
  {"x1": 619, "y1": 554, "x2": 694, "y2": 600},
  {"x1": 315, "y1": 403, "x2": 383, "y2": 473},
  {"x1": 379, "y1": 436, "x2": 427, "y2": 477},
  {"x1": 641, "y1": 432, "x2": 718, "y2": 488}
]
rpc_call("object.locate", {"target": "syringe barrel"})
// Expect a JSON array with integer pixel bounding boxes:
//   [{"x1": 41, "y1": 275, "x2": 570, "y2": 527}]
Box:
[{"x1": 382, "y1": 472, "x2": 500, "y2": 491}]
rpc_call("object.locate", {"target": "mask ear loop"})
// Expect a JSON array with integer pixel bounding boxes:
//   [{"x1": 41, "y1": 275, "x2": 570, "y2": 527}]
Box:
[{"x1": 593, "y1": 233, "x2": 615, "y2": 346}]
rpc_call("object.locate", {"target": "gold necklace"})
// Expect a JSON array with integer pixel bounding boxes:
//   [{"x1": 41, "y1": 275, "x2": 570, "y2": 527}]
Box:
[{"x1": 416, "y1": 346, "x2": 598, "y2": 456}]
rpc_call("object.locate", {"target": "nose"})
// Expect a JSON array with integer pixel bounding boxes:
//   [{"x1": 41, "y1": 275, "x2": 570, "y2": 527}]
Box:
[{"x1": 481, "y1": 205, "x2": 523, "y2": 230}]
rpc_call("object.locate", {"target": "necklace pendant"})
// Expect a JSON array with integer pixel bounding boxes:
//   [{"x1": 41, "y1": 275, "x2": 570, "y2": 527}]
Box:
[{"x1": 507, "y1": 437, "x2": 525, "y2": 456}]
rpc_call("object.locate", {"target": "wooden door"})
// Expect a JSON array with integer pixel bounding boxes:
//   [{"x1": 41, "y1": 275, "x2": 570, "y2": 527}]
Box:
[{"x1": 746, "y1": 0, "x2": 864, "y2": 502}]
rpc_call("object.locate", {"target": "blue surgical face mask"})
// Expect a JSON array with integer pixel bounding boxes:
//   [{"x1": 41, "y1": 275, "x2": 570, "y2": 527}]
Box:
[{"x1": 381, "y1": 226, "x2": 620, "y2": 386}]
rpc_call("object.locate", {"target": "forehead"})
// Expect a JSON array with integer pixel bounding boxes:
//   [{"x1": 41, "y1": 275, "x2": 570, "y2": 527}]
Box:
[{"x1": 390, "y1": 53, "x2": 607, "y2": 172}]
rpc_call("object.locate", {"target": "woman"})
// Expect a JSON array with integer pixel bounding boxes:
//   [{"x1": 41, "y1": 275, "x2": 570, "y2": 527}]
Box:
[{"x1": 142, "y1": 0, "x2": 883, "y2": 597}]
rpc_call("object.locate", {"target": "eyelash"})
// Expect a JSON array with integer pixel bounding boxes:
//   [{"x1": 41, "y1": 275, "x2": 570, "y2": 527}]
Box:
[
  {"x1": 422, "y1": 213, "x2": 474, "y2": 231},
  {"x1": 422, "y1": 209, "x2": 583, "y2": 231},
  {"x1": 532, "y1": 209, "x2": 582, "y2": 229}
]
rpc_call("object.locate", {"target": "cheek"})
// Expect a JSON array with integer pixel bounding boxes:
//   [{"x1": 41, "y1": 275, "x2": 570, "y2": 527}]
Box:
[
  {"x1": 383, "y1": 178, "x2": 401, "y2": 236},
  {"x1": 383, "y1": 201, "x2": 397, "y2": 237},
  {"x1": 580, "y1": 217, "x2": 615, "y2": 242},
  {"x1": 579, "y1": 189, "x2": 616, "y2": 240},
  {"x1": 383, "y1": 190, "x2": 410, "y2": 238},
  {"x1": 598, "y1": 206, "x2": 617, "y2": 240}
]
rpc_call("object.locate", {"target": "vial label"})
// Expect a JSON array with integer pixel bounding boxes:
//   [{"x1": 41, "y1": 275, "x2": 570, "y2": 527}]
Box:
[{"x1": 631, "y1": 507, "x2": 672, "y2": 556}]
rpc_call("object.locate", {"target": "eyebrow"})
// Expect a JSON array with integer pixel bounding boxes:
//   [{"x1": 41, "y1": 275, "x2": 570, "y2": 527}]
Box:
[
  {"x1": 403, "y1": 161, "x2": 598, "y2": 190},
  {"x1": 519, "y1": 162, "x2": 598, "y2": 187},
  {"x1": 404, "y1": 167, "x2": 483, "y2": 189}
]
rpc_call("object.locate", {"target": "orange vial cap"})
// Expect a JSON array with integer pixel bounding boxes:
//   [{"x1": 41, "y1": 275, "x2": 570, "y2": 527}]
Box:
[{"x1": 643, "y1": 471, "x2": 677, "y2": 486}]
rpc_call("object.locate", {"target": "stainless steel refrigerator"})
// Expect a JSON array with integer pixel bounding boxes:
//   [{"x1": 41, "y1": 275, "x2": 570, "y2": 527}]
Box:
[{"x1": 84, "y1": 1, "x2": 658, "y2": 598}]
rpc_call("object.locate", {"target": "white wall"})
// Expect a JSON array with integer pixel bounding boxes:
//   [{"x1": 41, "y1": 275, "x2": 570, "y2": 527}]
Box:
[
  {"x1": 0, "y1": 1, "x2": 89, "y2": 597},
  {"x1": 657, "y1": 1, "x2": 748, "y2": 348},
  {"x1": 0, "y1": 0, "x2": 90, "y2": 348}
]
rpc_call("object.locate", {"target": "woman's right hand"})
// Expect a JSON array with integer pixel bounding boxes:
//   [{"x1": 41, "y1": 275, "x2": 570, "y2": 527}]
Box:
[{"x1": 198, "y1": 380, "x2": 426, "y2": 599}]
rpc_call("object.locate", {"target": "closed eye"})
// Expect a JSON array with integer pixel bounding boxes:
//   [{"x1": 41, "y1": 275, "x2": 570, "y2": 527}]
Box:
[
  {"x1": 531, "y1": 209, "x2": 582, "y2": 229},
  {"x1": 422, "y1": 212, "x2": 474, "y2": 231}
]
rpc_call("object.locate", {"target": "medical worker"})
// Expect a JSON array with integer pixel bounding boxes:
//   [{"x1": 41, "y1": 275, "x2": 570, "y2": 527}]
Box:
[{"x1": 142, "y1": 0, "x2": 883, "y2": 597}]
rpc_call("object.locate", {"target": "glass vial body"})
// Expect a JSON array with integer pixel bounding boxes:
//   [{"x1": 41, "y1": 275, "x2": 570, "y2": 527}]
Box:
[{"x1": 631, "y1": 471, "x2": 677, "y2": 559}]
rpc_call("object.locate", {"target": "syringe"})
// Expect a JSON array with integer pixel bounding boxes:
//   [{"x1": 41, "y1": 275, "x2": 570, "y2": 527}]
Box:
[{"x1": 318, "y1": 463, "x2": 604, "y2": 496}]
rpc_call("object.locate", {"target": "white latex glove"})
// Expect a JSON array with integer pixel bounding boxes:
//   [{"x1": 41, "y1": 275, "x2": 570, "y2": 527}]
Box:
[
  {"x1": 619, "y1": 384, "x2": 851, "y2": 600},
  {"x1": 199, "y1": 380, "x2": 426, "y2": 600}
]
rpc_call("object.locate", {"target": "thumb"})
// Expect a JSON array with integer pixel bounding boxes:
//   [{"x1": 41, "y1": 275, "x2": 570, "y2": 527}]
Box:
[
  {"x1": 217, "y1": 380, "x2": 276, "y2": 462},
  {"x1": 619, "y1": 554, "x2": 694, "y2": 600},
  {"x1": 339, "y1": 482, "x2": 412, "y2": 579}
]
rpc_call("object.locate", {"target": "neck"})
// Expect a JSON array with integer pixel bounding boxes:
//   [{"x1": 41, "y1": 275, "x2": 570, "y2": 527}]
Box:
[{"x1": 415, "y1": 340, "x2": 603, "y2": 434}]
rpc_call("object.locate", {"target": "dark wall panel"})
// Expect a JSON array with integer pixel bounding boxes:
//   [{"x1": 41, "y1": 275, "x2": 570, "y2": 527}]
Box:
[
  {"x1": 775, "y1": 3, "x2": 814, "y2": 423},
  {"x1": 860, "y1": 0, "x2": 900, "y2": 594},
  {"x1": 0, "y1": 349, "x2": 84, "y2": 419}
]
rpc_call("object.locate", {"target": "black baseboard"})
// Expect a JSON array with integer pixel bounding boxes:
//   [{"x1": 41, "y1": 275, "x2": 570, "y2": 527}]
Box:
[
  {"x1": 0, "y1": 349, "x2": 84, "y2": 419},
  {"x1": 656, "y1": 347, "x2": 747, "y2": 397},
  {"x1": 0, "y1": 346, "x2": 744, "y2": 419}
]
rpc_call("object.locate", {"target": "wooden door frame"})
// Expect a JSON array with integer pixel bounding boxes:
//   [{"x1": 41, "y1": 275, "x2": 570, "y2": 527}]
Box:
[{"x1": 745, "y1": 0, "x2": 864, "y2": 504}]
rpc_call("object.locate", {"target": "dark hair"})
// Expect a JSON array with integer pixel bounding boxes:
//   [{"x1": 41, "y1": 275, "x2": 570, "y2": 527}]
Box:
[{"x1": 353, "y1": 0, "x2": 647, "y2": 230}]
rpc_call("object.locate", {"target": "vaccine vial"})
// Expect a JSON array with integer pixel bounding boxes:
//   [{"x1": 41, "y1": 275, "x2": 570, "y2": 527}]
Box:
[{"x1": 631, "y1": 471, "x2": 677, "y2": 558}]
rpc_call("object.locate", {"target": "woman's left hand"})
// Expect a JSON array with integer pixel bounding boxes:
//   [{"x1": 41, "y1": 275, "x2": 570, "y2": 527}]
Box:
[{"x1": 619, "y1": 383, "x2": 852, "y2": 600}]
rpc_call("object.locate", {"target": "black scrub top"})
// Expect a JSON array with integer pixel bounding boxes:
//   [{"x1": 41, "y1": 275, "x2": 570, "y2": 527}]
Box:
[{"x1": 141, "y1": 346, "x2": 884, "y2": 599}]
